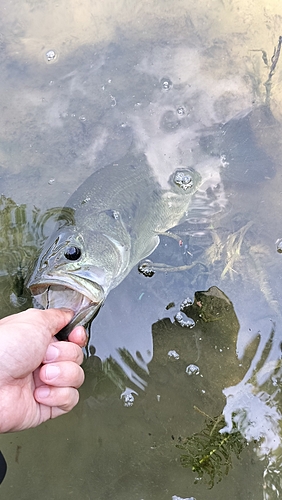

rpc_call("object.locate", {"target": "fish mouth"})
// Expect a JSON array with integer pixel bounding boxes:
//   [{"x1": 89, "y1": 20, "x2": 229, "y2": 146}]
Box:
[{"x1": 28, "y1": 276, "x2": 105, "y2": 340}]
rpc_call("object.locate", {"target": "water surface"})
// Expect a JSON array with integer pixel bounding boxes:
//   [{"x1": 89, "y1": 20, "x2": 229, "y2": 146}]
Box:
[{"x1": 0, "y1": 1, "x2": 282, "y2": 499}]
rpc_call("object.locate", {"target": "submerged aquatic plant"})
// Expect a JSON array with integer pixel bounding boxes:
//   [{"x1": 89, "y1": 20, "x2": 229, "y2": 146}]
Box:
[
  {"x1": 0, "y1": 196, "x2": 39, "y2": 307},
  {"x1": 0, "y1": 195, "x2": 63, "y2": 311},
  {"x1": 176, "y1": 408, "x2": 247, "y2": 488}
]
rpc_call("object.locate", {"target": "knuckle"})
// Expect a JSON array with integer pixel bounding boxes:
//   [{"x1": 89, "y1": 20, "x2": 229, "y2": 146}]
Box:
[
  {"x1": 74, "y1": 365, "x2": 85, "y2": 387},
  {"x1": 55, "y1": 341, "x2": 83, "y2": 364},
  {"x1": 68, "y1": 342, "x2": 83, "y2": 364},
  {"x1": 63, "y1": 362, "x2": 85, "y2": 387},
  {"x1": 60, "y1": 388, "x2": 79, "y2": 411}
]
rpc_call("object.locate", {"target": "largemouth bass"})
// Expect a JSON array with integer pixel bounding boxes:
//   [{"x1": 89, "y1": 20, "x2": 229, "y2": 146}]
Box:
[{"x1": 28, "y1": 152, "x2": 201, "y2": 339}]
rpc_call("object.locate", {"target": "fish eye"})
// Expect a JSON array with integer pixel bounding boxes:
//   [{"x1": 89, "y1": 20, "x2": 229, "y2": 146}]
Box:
[{"x1": 64, "y1": 246, "x2": 82, "y2": 261}]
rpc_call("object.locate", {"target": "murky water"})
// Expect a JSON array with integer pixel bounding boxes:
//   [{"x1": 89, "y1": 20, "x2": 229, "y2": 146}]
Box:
[{"x1": 1, "y1": 1, "x2": 282, "y2": 499}]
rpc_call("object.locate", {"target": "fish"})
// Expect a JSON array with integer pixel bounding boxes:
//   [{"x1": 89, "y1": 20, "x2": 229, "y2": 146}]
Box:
[{"x1": 27, "y1": 151, "x2": 201, "y2": 340}]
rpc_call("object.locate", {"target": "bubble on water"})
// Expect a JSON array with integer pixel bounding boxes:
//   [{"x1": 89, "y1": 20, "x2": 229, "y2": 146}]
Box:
[
  {"x1": 110, "y1": 95, "x2": 117, "y2": 107},
  {"x1": 168, "y1": 350, "x2": 180, "y2": 360},
  {"x1": 220, "y1": 153, "x2": 229, "y2": 168},
  {"x1": 172, "y1": 496, "x2": 196, "y2": 500},
  {"x1": 174, "y1": 312, "x2": 195, "y2": 328},
  {"x1": 276, "y1": 238, "x2": 282, "y2": 253},
  {"x1": 180, "y1": 297, "x2": 193, "y2": 310},
  {"x1": 173, "y1": 170, "x2": 194, "y2": 191},
  {"x1": 160, "y1": 77, "x2": 173, "y2": 91},
  {"x1": 81, "y1": 197, "x2": 91, "y2": 205},
  {"x1": 48, "y1": 178, "x2": 55, "y2": 185},
  {"x1": 45, "y1": 50, "x2": 57, "y2": 62},
  {"x1": 177, "y1": 106, "x2": 186, "y2": 116},
  {"x1": 138, "y1": 260, "x2": 155, "y2": 277},
  {"x1": 185, "y1": 364, "x2": 200, "y2": 376},
  {"x1": 112, "y1": 210, "x2": 120, "y2": 220},
  {"x1": 122, "y1": 394, "x2": 134, "y2": 407},
  {"x1": 120, "y1": 388, "x2": 138, "y2": 407}
]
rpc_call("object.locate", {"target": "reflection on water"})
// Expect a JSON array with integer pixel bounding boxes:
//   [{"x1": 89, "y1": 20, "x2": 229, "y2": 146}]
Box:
[{"x1": 1, "y1": 0, "x2": 282, "y2": 499}]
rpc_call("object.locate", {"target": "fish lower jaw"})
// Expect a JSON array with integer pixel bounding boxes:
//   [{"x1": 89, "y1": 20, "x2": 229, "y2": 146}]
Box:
[
  {"x1": 28, "y1": 281, "x2": 103, "y2": 317},
  {"x1": 29, "y1": 281, "x2": 104, "y2": 339}
]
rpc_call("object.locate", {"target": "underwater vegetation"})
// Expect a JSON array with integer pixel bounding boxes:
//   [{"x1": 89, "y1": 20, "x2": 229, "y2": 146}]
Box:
[
  {"x1": 176, "y1": 409, "x2": 248, "y2": 488},
  {"x1": 0, "y1": 195, "x2": 63, "y2": 314}
]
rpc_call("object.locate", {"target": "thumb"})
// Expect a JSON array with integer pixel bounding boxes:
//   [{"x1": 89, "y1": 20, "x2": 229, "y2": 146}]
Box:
[{"x1": 0, "y1": 308, "x2": 74, "y2": 380}]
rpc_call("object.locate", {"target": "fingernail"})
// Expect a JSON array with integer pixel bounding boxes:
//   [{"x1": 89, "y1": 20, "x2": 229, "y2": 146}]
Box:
[
  {"x1": 45, "y1": 365, "x2": 60, "y2": 380},
  {"x1": 37, "y1": 387, "x2": 51, "y2": 398},
  {"x1": 44, "y1": 345, "x2": 59, "y2": 362}
]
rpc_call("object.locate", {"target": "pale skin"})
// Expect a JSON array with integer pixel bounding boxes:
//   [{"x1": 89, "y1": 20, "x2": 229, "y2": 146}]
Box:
[{"x1": 0, "y1": 308, "x2": 87, "y2": 433}]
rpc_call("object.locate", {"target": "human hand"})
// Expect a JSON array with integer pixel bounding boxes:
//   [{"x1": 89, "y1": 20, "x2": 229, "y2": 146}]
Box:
[{"x1": 0, "y1": 308, "x2": 87, "y2": 433}]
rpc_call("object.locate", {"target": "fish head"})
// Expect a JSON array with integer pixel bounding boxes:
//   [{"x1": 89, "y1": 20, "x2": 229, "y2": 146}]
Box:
[{"x1": 27, "y1": 219, "x2": 129, "y2": 339}]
